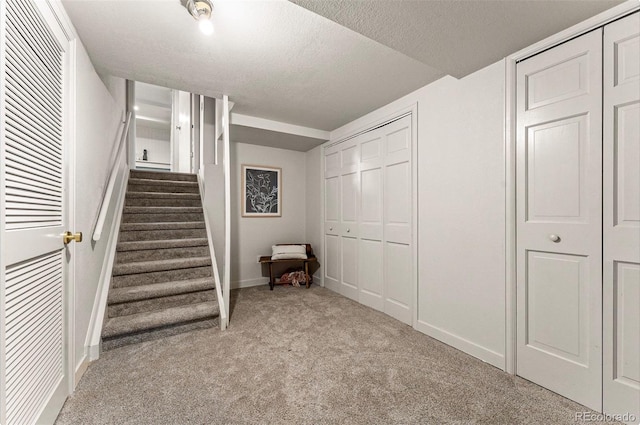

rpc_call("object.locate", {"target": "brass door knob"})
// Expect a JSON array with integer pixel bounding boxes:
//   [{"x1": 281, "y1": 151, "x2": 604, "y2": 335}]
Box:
[{"x1": 63, "y1": 231, "x2": 83, "y2": 245}]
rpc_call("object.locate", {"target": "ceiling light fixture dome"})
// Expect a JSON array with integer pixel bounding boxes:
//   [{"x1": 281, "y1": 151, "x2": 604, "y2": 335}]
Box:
[{"x1": 186, "y1": 0, "x2": 214, "y2": 35}]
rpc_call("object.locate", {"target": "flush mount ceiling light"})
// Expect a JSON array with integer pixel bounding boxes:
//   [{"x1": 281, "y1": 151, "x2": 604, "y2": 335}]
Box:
[{"x1": 186, "y1": 0, "x2": 214, "y2": 35}]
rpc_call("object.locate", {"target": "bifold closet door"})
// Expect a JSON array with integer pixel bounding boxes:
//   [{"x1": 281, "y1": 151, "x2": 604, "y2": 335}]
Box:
[
  {"x1": 358, "y1": 129, "x2": 384, "y2": 311},
  {"x1": 339, "y1": 138, "x2": 360, "y2": 301},
  {"x1": 382, "y1": 116, "x2": 412, "y2": 325},
  {"x1": 324, "y1": 145, "x2": 341, "y2": 291},
  {"x1": 603, "y1": 12, "x2": 640, "y2": 420},
  {"x1": 516, "y1": 29, "x2": 603, "y2": 411}
]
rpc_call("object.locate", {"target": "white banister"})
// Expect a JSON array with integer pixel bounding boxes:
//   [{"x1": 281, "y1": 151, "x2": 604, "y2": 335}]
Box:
[
  {"x1": 197, "y1": 175, "x2": 228, "y2": 330},
  {"x1": 93, "y1": 112, "x2": 132, "y2": 241},
  {"x1": 222, "y1": 95, "x2": 231, "y2": 326}
]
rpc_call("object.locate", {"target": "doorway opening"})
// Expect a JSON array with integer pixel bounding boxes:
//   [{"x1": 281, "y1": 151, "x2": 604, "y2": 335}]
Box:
[{"x1": 133, "y1": 82, "x2": 193, "y2": 173}]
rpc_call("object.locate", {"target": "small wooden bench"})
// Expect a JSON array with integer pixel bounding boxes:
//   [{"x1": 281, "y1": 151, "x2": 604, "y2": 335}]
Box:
[{"x1": 259, "y1": 244, "x2": 317, "y2": 290}]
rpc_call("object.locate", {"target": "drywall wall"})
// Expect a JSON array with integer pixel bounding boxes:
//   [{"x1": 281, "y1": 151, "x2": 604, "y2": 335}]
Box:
[
  {"x1": 201, "y1": 96, "x2": 226, "y2": 280},
  {"x1": 305, "y1": 145, "x2": 323, "y2": 282},
  {"x1": 73, "y1": 41, "x2": 125, "y2": 374},
  {"x1": 135, "y1": 124, "x2": 171, "y2": 163},
  {"x1": 230, "y1": 143, "x2": 307, "y2": 288},
  {"x1": 328, "y1": 60, "x2": 506, "y2": 369},
  {"x1": 416, "y1": 62, "x2": 506, "y2": 368}
]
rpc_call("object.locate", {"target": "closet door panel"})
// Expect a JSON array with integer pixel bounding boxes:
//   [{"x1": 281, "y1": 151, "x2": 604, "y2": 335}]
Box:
[
  {"x1": 384, "y1": 242, "x2": 412, "y2": 325},
  {"x1": 324, "y1": 146, "x2": 341, "y2": 290},
  {"x1": 360, "y1": 167, "x2": 382, "y2": 240},
  {"x1": 340, "y1": 171, "x2": 359, "y2": 238},
  {"x1": 324, "y1": 234, "x2": 340, "y2": 290},
  {"x1": 384, "y1": 161, "x2": 411, "y2": 245},
  {"x1": 358, "y1": 130, "x2": 384, "y2": 309},
  {"x1": 603, "y1": 12, "x2": 640, "y2": 420},
  {"x1": 383, "y1": 117, "x2": 412, "y2": 246},
  {"x1": 324, "y1": 176, "x2": 339, "y2": 236},
  {"x1": 339, "y1": 140, "x2": 359, "y2": 300},
  {"x1": 358, "y1": 239, "x2": 383, "y2": 310},
  {"x1": 516, "y1": 29, "x2": 603, "y2": 411},
  {"x1": 340, "y1": 236, "x2": 359, "y2": 300}
]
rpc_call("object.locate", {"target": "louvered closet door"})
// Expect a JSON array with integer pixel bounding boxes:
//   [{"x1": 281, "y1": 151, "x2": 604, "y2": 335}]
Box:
[
  {"x1": 1, "y1": 1, "x2": 71, "y2": 424},
  {"x1": 603, "y1": 12, "x2": 640, "y2": 421}
]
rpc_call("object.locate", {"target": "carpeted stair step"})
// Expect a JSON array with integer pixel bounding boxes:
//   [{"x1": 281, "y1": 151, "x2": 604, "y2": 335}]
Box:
[
  {"x1": 112, "y1": 257, "x2": 211, "y2": 276},
  {"x1": 121, "y1": 206, "x2": 204, "y2": 223},
  {"x1": 124, "y1": 206, "x2": 203, "y2": 214},
  {"x1": 112, "y1": 266, "x2": 212, "y2": 288},
  {"x1": 125, "y1": 193, "x2": 202, "y2": 207},
  {"x1": 117, "y1": 237, "x2": 208, "y2": 252},
  {"x1": 108, "y1": 290, "x2": 216, "y2": 318},
  {"x1": 128, "y1": 178, "x2": 199, "y2": 193},
  {"x1": 120, "y1": 221, "x2": 205, "y2": 232},
  {"x1": 130, "y1": 170, "x2": 197, "y2": 182},
  {"x1": 102, "y1": 301, "x2": 218, "y2": 339},
  {"x1": 122, "y1": 212, "x2": 204, "y2": 224},
  {"x1": 118, "y1": 228, "x2": 207, "y2": 242},
  {"x1": 108, "y1": 277, "x2": 215, "y2": 304},
  {"x1": 101, "y1": 319, "x2": 217, "y2": 351},
  {"x1": 115, "y1": 244, "x2": 210, "y2": 264}
]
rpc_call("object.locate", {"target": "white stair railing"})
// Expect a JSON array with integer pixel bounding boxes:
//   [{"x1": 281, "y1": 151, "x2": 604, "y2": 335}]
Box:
[
  {"x1": 93, "y1": 112, "x2": 132, "y2": 241},
  {"x1": 197, "y1": 176, "x2": 228, "y2": 330}
]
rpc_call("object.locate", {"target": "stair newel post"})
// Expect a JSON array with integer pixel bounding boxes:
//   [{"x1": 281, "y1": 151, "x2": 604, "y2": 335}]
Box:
[{"x1": 222, "y1": 95, "x2": 231, "y2": 327}]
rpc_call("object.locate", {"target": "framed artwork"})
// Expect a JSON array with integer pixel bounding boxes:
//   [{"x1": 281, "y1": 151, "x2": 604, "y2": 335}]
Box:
[{"x1": 242, "y1": 165, "x2": 282, "y2": 217}]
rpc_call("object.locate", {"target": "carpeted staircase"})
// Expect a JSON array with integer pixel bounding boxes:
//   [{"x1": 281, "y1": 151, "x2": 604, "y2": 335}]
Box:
[{"x1": 101, "y1": 169, "x2": 220, "y2": 350}]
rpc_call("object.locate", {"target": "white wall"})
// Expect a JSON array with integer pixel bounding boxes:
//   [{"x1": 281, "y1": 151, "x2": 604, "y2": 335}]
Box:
[
  {"x1": 73, "y1": 42, "x2": 125, "y2": 375},
  {"x1": 416, "y1": 63, "x2": 506, "y2": 368},
  {"x1": 305, "y1": 145, "x2": 323, "y2": 282},
  {"x1": 135, "y1": 124, "x2": 171, "y2": 163},
  {"x1": 230, "y1": 143, "x2": 307, "y2": 288},
  {"x1": 201, "y1": 96, "x2": 225, "y2": 280},
  {"x1": 328, "y1": 60, "x2": 507, "y2": 369}
]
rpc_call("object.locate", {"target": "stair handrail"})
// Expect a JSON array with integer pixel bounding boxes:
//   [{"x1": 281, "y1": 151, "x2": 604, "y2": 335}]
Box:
[
  {"x1": 197, "y1": 175, "x2": 228, "y2": 330},
  {"x1": 93, "y1": 112, "x2": 132, "y2": 241}
]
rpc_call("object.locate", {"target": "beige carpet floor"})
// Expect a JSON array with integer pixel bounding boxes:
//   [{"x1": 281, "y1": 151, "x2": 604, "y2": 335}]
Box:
[{"x1": 55, "y1": 285, "x2": 616, "y2": 425}]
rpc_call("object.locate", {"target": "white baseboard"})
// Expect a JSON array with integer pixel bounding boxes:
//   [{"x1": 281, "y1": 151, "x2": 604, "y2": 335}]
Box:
[
  {"x1": 74, "y1": 355, "x2": 90, "y2": 387},
  {"x1": 88, "y1": 341, "x2": 101, "y2": 362},
  {"x1": 231, "y1": 278, "x2": 267, "y2": 289},
  {"x1": 415, "y1": 320, "x2": 505, "y2": 370}
]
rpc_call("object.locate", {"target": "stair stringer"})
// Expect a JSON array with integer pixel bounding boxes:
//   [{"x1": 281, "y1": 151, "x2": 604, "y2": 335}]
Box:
[
  {"x1": 86, "y1": 166, "x2": 130, "y2": 361},
  {"x1": 198, "y1": 174, "x2": 228, "y2": 330}
]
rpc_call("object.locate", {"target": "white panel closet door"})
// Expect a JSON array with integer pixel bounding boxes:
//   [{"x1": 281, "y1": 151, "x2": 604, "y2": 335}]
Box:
[
  {"x1": 603, "y1": 12, "x2": 640, "y2": 421},
  {"x1": 516, "y1": 30, "x2": 603, "y2": 411},
  {"x1": 1, "y1": 0, "x2": 71, "y2": 424},
  {"x1": 339, "y1": 138, "x2": 360, "y2": 301},
  {"x1": 382, "y1": 115, "x2": 412, "y2": 325},
  {"x1": 324, "y1": 145, "x2": 341, "y2": 292},
  {"x1": 358, "y1": 129, "x2": 384, "y2": 311}
]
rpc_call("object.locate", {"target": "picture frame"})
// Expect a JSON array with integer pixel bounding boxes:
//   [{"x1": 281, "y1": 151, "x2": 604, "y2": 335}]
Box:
[{"x1": 241, "y1": 164, "x2": 282, "y2": 217}]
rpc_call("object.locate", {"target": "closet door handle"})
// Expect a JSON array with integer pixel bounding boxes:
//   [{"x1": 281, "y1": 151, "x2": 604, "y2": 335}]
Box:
[
  {"x1": 346, "y1": 228, "x2": 350, "y2": 233},
  {"x1": 549, "y1": 234, "x2": 561, "y2": 243},
  {"x1": 329, "y1": 227, "x2": 333, "y2": 231}
]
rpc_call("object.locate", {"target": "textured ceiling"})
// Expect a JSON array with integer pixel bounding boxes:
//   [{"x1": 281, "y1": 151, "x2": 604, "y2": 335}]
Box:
[
  {"x1": 62, "y1": 0, "x2": 623, "y2": 135},
  {"x1": 290, "y1": 0, "x2": 624, "y2": 78},
  {"x1": 61, "y1": 0, "x2": 443, "y2": 131}
]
